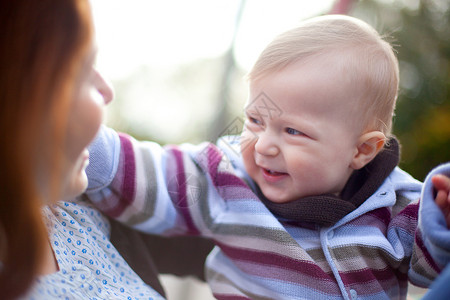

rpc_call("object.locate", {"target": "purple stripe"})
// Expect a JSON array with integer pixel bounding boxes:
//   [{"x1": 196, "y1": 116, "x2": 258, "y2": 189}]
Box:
[
  {"x1": 169, "y1": 147, "x2": 199, "y2": 234},
  {"x1": 362, "y1": 217, "x2": 387, "y2": 234},
  {"x1": 415, "y1": 229, "x2": 441, "y2": 273},
  {"x1": 108, "y1": 134, "x2": 136, "y2": 218},
  {"x1": 231, "y1": 258, "x2": 342, "y2": 294},
  {"x1": 215, "y1": 241, "x2": 334, "y2": 281},
  {"x1": 216, "y1": 186, "x2": 260, "y2": 201},
  {"x1": 206, "y1": 146, "x2": 246, "y2": 186},
  {"x1": 349, "y1": 208, "x2": 390, "y2": 234},
  {"x1": 216, "y1": 172, "x2": 249, "y2": 188},
  {"x1": 399, "y1": 202, "x2": 419, "y2": 218},
  {"x1": 366, "y1": 207, "x2": 391, "y2": 227},
  {"x1": 215, "y1": 242, "x2": 408, "y2": 296},
  {"x1": 340, "y1": 268, "x2": 407, "y2": 296},
  {"x1": 339, "y1": 267, "x2": 395, "y2": 285},
  {"x1": 205, "y1": 145, "x2": 249, "y2": 190},
  {"x1": 391, "y1": 202, "x2": 419, "y2": 235},
  {"x1": 206, "y1": 144, "x2": 223, "y2": 174}
]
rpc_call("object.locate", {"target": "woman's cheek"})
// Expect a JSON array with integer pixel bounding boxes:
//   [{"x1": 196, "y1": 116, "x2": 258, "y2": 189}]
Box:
[{"x1": 66, "y1": 89, "x2": 103, "y2": 162}]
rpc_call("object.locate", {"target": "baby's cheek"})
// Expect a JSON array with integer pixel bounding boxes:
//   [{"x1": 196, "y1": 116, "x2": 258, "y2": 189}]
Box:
[
  {"x1": 240, "y1": 141, "x2": 256, "y2": 178},
  {"x1": 240, "y1": 128, "x2": 258, "y2": 152}
]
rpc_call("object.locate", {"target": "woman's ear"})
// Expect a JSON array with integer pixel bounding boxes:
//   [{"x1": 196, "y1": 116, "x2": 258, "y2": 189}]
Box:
[{"x1": 350, "y1": 131, "x2": 386, "y2": 170}]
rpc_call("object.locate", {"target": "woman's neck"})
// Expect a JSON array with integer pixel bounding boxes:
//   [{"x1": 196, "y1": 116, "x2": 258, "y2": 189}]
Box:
[{"x1": 39, "y1": 238, "x2": 59, "y2": 275}]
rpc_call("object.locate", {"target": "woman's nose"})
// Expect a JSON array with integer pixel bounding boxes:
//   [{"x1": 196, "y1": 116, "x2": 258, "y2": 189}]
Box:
[
  {"x1": 94, "y1": 70, "x2": 114, "y2": 105},
  {"x1": 254, "y1": 132, "x2": 279, "y2": 156}
]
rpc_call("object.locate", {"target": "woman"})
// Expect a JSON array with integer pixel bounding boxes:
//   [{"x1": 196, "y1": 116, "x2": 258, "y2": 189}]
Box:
[{"x1": 0, "y1": 0, "x2": 167, "y2": 298}]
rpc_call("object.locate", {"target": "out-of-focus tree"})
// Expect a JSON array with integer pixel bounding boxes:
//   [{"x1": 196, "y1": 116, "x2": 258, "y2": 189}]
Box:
[
  {"x1": 106, "y1": 0, "x2": 449, "y2": 181},
  {"x1": 349, "y1": 0, "x2": 450, "y2": 180}
]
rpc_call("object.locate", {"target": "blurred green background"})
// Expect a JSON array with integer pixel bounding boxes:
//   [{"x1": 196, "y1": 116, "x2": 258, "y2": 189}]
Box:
[
  {"x1": 352, "y1": 0, "x2": 450, "y2": 181},
  {"x1": 100, "y1": 0, "x2": 449, "y2": 182}
]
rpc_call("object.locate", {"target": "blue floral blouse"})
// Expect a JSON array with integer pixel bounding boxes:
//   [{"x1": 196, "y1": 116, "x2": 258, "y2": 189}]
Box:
[{"x1": 21, "y1": 199, "x2": 164, "y2": 300}]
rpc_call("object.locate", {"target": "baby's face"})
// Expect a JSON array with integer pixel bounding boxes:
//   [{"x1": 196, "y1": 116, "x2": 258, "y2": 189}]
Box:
[{"x1": 241, "y1": 60, "x2": 363, "y2": 203}]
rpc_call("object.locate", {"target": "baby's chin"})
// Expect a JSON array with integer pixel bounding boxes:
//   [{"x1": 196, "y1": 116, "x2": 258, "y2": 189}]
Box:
[{"x1": 258, "y1": 186, "x2": 297, "y2": 204}]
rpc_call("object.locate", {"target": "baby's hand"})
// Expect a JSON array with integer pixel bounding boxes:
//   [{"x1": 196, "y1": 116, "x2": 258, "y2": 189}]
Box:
[{"x1": 432, "y1": 174, "x2": 450, "y2": 228}]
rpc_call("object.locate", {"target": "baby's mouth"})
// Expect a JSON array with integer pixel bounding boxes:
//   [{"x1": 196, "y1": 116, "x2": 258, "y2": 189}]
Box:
[{"x1": 263, "y1": 168, "x2": 287, "y2": 176}]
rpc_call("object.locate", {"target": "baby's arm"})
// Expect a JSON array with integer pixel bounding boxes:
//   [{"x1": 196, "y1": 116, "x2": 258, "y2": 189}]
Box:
[
  {"x1": 85, "y1": 125, "x2": 121, "y2": 194},
  {"x1": 84, "y1": 126, "x2": 215, "y2": 290},
  {"x1": 407, "y1": 163, "x2": 450, "y2": 286},
  {"x1": 432, "y1": 174, "x2": 450, "y2": 228},
  {"x1": 412, "y1": 162, "x2": 450, "y2": 285},
  {"x1": 84, "y1": 125, "x2": 215, "y2": 235}
]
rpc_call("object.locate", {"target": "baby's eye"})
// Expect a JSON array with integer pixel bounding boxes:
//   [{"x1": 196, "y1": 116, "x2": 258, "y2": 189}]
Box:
[
  {"x1": 286, "y1": 127, "x2": 304, "y2": 136},
  {"x1": 249, "y1": 117, "x2": 262, "y2": 125}
]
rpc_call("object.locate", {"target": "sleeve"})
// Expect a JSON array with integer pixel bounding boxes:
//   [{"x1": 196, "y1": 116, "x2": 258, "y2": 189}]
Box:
[
  {"x1": 409, "y1": 162, "x2": 450, "y2": 286},
  {"x1": 85, "y1": 126, "x2": 216, "y2": 294},
  {"x1": 422, "y1": 263, "x2": 450, "y2": 300},
  {"x1": 85, "y1": 124, "x2": 121, "y2": 193},
  {"x1": 378, "y1": 171, "x2": 425, "y2": 285},
  {"x1": 84, "y1": 125, "x2": 225, "y2": 237}
]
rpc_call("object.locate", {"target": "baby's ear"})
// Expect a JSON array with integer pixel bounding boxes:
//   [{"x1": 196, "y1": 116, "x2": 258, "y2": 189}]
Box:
[{"x1": 350, "y1": 131, "x2": 386, "y2": 170}]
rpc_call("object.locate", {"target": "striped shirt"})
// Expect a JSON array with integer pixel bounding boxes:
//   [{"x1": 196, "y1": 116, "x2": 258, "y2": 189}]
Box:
[{"x1": 86, "y1": 127, "x2": 441, "y2": 300}]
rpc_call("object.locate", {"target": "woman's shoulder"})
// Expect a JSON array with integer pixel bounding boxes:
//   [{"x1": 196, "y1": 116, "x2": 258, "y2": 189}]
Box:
[
  {"x1": 44, "y1": 198, "x2": 110, "y2": 238},
  {"x1": 31, "y1": 201, "x2": 165, "y2": 300}
]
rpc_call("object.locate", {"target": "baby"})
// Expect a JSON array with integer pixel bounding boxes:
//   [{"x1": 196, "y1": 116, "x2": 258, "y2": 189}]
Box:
[{"x1": 86, "y1": 15, "x2": 448, "y2": 299}]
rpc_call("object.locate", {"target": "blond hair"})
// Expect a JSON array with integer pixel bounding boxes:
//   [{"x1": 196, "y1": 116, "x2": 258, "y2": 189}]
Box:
[{"x1": 247, "y1": 15, "x2": 399, "y2": 137}]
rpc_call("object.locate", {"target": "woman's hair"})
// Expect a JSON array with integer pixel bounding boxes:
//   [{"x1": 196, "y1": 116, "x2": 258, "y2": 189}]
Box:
[
  {"x1": 0, "y1": 0, "x2": 94, "y2": 298},
  {"x1": 247, "y1": 14, "x2": 399, "y2": 137}
]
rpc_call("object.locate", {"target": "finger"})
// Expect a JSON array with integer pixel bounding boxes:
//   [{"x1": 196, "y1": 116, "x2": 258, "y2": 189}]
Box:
[
  {"x1": 432, "y1": 175, "x2": 450, "y2": 191},
  {"x1": 435, "y1": 190, "x2": 448, "y2": 210},
  {"x1": 444, "y1": 205, "x2": 450, "y2": 220}
]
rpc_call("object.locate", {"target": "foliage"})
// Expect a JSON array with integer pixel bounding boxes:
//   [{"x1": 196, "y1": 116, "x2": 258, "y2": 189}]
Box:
[{"x1": 351, "y1": 0, "x2": 450, "y2": 180}]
